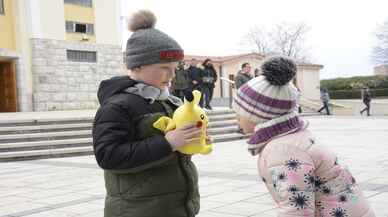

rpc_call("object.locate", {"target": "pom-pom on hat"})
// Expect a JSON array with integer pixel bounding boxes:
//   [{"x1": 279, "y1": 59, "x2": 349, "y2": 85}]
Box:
[
  {"x1": 232, "y1": 56, "x2": 299, "y2": 125},
  {"x1": 125, "y1": 10, "x2": 184, "y2": 69}
]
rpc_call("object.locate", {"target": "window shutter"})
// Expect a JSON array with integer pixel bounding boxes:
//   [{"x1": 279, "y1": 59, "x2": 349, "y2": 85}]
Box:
[
  {"x1": 0, "y1": 0, "x2": 5, "y2": 15},
  {"x1": 86, "y1": 24, "x2": 94, "y2": 35},
  {"x1": 65, "y1": 21, "x2": 75, "y2": 32},
  {"x1": 64, "y1": 0, "x2": 92, "y2": 7}
]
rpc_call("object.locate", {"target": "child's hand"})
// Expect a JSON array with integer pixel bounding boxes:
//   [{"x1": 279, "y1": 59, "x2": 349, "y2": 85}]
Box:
[{"x1": 165, "y1": 123, "x2": 201, "y2": 151}]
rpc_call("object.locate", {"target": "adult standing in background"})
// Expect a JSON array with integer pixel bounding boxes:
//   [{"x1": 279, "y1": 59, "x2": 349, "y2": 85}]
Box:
[
  {"x1": 234, "y1": 63, "x2": 253, "y2": 133},
  {"x1": 200, "y1": 58, "x2": 217, "y2": 110},
  {"x1": 235, "y1": 63, "x2": 253, "y2": 90},
  {"x1": 188, "y1": 58, "x2": 204, "y2": 107},
  {"x1": 360, "y1": 87, "x2": 372, "y2": 116},
  {"x1": 171, "y1": 61, "x2": 190, "y2": 101}
]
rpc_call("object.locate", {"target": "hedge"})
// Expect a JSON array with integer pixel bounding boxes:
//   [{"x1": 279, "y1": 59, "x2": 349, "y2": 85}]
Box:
[
  {"x1": 329, "y1": 88, "x2": 388, "y2": 99},
  {"x1": 321, "y1": 75, "x2": 388, "y2": 91}
]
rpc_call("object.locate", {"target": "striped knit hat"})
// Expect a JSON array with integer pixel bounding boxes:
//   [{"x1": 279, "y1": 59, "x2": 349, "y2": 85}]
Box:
[{"x1": 232, "y1": 56, "x2": 305, "y2": 154}]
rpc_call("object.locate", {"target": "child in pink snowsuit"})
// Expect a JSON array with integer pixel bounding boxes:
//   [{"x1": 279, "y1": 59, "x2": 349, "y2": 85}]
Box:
[{"x1": 233, "y1": 56, "x2": 375, "y2": 217}]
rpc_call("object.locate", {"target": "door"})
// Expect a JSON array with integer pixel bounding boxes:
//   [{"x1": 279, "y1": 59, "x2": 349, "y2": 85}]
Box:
[{"x1": 0, "y1": 61, "x2": 18, "y2": 112}]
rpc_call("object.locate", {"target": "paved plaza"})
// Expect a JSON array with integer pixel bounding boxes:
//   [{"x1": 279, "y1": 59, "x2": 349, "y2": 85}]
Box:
[{"x1": 1, "y1": 116, "x2": 388, "y2": 217}]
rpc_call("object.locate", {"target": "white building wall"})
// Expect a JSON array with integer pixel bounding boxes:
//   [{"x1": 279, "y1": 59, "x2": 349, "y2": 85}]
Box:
[
  {"x1": 94, "y1": 0, "x2": 122, "y2": 45},
  {"x1": 298, "y1": 69, "x2": 320, "y2": 100},
  {"x1": 27, "y1": 0, "x2": 65, "y2": 40},
  {"x1": 11, "y1": 0, "x2": 34, "y2": 111}
]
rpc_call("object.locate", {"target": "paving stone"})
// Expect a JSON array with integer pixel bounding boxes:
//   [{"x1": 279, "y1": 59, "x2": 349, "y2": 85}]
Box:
[
  {"x1": 210, "y1": 201, "x2": 274, "y2": 216},
  {"x1": 0, "y1": 116, "x2": 388, "y2": 216}
]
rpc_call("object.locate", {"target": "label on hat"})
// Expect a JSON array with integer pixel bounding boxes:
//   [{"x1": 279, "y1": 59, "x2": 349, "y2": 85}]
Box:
[{"x1": 160, "y1": 50, "x2": 184, "y2": 61}]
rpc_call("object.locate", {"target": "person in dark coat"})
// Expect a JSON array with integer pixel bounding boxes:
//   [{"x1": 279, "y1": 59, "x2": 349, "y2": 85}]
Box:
[
  {"x1": 92, "y1": 10, "x2": 202, "y2": 217},
  {"x1": 318, "y1": 88, "x2": 331, "y2": 115},
  {"x1": 200, "y1": 58, "x2": 217, "y2": 110},
  {"x1": 234, "y1": 63, "x2": 253, "y2": 90},
  {"x1": 187, "y1": 58, "x2": 204, "y2": 107},
  {"x1": 234, "y1": 63, "x2": 253, "y2": 133},
  {"x1": 171, "y1": 61, "x2": 190, "y2": 101},
  {"x1": 360, "y1": 87, "x2": 372, "y2": 116}
]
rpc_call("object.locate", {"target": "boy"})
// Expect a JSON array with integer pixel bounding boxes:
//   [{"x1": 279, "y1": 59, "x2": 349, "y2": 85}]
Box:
[{"x1": 93, "y1": 10, "x2": 201, "y2": 217}]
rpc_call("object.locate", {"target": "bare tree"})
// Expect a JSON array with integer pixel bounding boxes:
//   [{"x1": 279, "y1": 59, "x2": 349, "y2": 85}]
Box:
[
  {"x1": 244, "y1": 22, "x2": 311, "y2": 62},
  {"x1": 372, "y1": 21, "x2": 388, "y2": 65},
  {"x1": 245, "y1": 27, "x2": 272, "y2": 56}
]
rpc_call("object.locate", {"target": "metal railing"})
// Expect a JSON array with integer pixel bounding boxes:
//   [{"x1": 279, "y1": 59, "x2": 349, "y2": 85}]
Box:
[{"x1": 220, "y1": 74, "x2": 235, "y2": 108}]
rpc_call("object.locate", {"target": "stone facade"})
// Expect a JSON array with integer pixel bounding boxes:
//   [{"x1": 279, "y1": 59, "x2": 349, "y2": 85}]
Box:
[{"x1": 31, "y1": 39, "x2": 125, "y2": 111}]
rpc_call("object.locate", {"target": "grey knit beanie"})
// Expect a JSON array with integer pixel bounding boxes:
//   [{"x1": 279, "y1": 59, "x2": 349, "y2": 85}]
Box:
[{"x1": 125, "y1": 10, "x2": 184, "y2": 69}]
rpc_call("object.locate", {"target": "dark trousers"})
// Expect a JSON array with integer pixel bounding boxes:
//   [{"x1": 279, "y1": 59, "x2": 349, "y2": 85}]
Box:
[
  {"x1": 172, "y1": 89, "x2": 186, "y2": 102},
  {"x1": 201, "y1": 86, "x2": 212, "y2": 108},
  {"x1": 298, "y1": 106, "x2": 303, "y2": 113},
  {"x1": 209, "y1": 87, "x2": 214, "y2": 101},
  {"x1": 318, "y1": 102, "x2": 331, "y2": 115},
  {"x1": 360, "y1": 101, "x2": 371, "y2": 116}
]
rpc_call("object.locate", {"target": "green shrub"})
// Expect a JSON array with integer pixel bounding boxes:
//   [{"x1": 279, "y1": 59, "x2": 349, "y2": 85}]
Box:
[
  {"x1": 329, "y1": 88, "x2": 388, "y2": 99},
  {"x1": 328, "y1": 90, "x2": 361, "y2": 99},
  {"x1": 321, "y1": 75, "x2": 388, "y2": 91}
]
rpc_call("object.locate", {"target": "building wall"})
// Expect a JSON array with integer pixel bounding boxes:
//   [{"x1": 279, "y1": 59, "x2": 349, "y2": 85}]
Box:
[
  {"x1": 218, "y1": 58, "x2": 321, "y2": 101},
  {"x1": 94, "y1": 0, "x2": 121, "y2": 45},
  {"x1": 64, "y1": 2, "x2": 96, "y2": 43},
  {"x1": 0, "y1": 0, "x2": 16, "y2": 50},
  {"x1": 13, "y1": 0, "x2": 34, "y2": 111},
  {"x1": 297, "y1": 67, "x2": 320, "y2": 100},
  {"x1": 28, "y1": 0, "x2": 65, "y2": 40},
  {"x1": 31, "y1": 39, "x2": 124, "y2": 111}
]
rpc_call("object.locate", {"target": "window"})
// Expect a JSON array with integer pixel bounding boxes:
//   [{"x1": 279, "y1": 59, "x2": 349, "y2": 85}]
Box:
[
  {"x1": 67, "y1": 50, "x2": 97, "y2": 62},
  {"x1": 0, "y1": 0, "x2": 4, "y2": 15},
  {"x1": 75, "y1": 23, "x2": 87, "y2": 33},
  {"x1": 64, "y1": 0, "x2": 92, "y2": 7},
  {"x1": 65, "y1": 21, "x2": 94, "y2": 35}
]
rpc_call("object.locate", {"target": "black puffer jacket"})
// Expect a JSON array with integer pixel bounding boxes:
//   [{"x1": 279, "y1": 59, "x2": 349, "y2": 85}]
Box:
[{"x1": 93, "y1": 76, "x2": 200, "y2": 217}]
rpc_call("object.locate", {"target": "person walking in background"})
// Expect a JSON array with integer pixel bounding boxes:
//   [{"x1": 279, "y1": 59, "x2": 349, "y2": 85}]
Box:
[
  {"x1": 235, "y1": 63, "x2": 253, "y2": 90},
  {"x1": 235, "y1": 63, "x2": 253, "y2": 133},
  {"x1": 200, "y1": 58, "x2": 217, "y2": 110},
  {"x1": 171, "y1": 61, "x2": 190, "y2": 101},
  {"x1": 296, "y1": 87, "x2": 303, "y2": 114},
  {"x1": 318, "y1": 88, "x2": 331, "y2": 115},
  {"x1": 295, "y1": 84, "x2": 303, "y2": 113},
  {"x1": 232, "y1": 56, "x2": 375, "y2": 217},
  {"x1": 360, "y1": 87, "x2": 372, "y2": 116}
]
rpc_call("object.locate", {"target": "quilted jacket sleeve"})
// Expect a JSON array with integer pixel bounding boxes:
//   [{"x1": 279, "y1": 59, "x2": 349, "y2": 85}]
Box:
[{"x1": 92, "y1": 103, "x2": 173, "y2": 172}]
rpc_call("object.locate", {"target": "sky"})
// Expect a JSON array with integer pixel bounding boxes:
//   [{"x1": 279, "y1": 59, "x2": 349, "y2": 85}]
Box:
[{"x1": 120, "y1": 0, "x2": 388, "y2": 79}]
